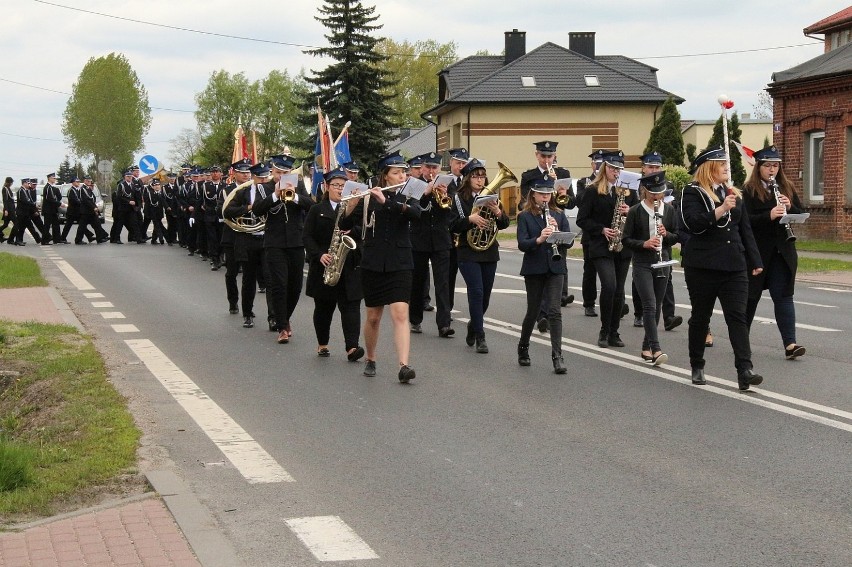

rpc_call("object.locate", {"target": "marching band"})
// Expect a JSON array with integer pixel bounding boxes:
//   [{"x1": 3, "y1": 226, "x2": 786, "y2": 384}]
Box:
[{"x1": 2, "y1": 138, "x2": 811, "y2": 390}]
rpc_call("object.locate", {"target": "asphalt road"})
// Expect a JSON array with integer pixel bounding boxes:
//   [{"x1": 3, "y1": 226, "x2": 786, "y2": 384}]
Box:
[{"x1": 27, "y1": 238, "x2": 852, "y2": 566}]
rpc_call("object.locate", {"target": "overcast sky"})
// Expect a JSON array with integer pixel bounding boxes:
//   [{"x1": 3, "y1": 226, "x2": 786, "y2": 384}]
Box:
[{"x1": 0, "y1": 0, "x2": 837, "y2": 180}]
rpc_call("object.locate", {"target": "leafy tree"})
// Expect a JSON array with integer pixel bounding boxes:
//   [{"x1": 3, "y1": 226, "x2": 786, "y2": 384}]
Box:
[
  {"x1": 376, "y1": 39, "x2": 458, "y2": 127},
  {"x1": 255, "y1": 70, "x2": 314, "y2": 157},
  {"x1": 194, "y1": 71, "x2": 257, "y2": 166},
  {"x1": 763, "y1": 135, "x2": 771, "y2": 149},
  {"x1": 62, "y1": 53, "x2": 151, "y2": 171},
  {"x1": 707, "y1": 111, "x2": 746, "y2": 187},
  {"x1": 301, "y1": 0, "x2": 398, "y2": 172},
  {"x1": 57, "y1": 156, "x2": 74, "y2": 183},
  {"x1": 644, "y1": 97, "x2": 685, "y2": 166},
  {"x1": 663, "y1": 164, "x2": 691, "y2": 201}
]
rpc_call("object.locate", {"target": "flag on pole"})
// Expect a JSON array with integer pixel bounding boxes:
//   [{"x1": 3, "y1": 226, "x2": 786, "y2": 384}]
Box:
[
  {"x1": 251, "y1": 130, "x2": 259, "y2": 165},
  {"x1": 334, "y1": 122, "x2": 352, "y2": 166},
  {"x1": 232, "y1": 122, "x2": 250, "y2": 164},
  {"x1": 732, "y1": 140, "x2": 755, "y2": 167}
]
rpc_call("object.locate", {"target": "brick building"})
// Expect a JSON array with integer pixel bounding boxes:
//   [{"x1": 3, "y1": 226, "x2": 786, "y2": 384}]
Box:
[{"x1": 767, "y1": 7, "x2": 852, "y2": 241}]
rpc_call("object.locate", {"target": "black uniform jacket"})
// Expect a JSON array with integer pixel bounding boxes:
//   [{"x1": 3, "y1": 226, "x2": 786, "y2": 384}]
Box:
[
  {"x1": 520, "y1": 166, "x2": 572, "y2": 205},
  {"x1": 576, "y1": 184, "x2": 638, "y2": 260},
  {"x1": 303, "y1": 199, "x2": 363, "y2": 302},
  {"x1": 411, "y1": 192, "x2": 454, "y2": 252},
  {"x1": 65, "y1": 185, "x2": 82, "y2": 220},
  {"x1": 162, "y1": 184, "x2": 180, "y2": 218},
  {"x1": 449, "y1": 191, "x2": 510, "y2": 263},
  {"x1": 2, "y1": 185, "x2": 16, "y2": 216},
  {"x1": 743, "y1": 185, "x2": 803, "y2": 297},
  {"x1": 517, "y1": 208, "x2": 570, "y2": 276},
  {"x1": 16, "y1": 186, "x2": 35, "y2": 216},
  {"x1": 80, "y1": 186, "x2": 100, "y2": 218},
  {"x1": 679, "y1": 183, "x2": 762, "y2": 273},
  {"x1": 622, "y1": 202, "x2": 679, "y2": 264},
  {"x1": 42, "y1": 183, "x2": 61, "y2": 215},
  {"x1": 115, "y1": 180, "x2": 136, "y2": 213},
  {"x1": 339, "y1": 190, "x2": 421, "y2": 272},
  {"x1": 217, "y1": 183, "x2": 237, "y2": 245},
  {"x1": 143, "y1": 187, "x2": 164, "y2": 218},
  {"x1": 250, "y1": 181, "x2": 313, "y2": 248},
  {"x1": 202, "y1": 181, "x2": 223, "y2": 221}
]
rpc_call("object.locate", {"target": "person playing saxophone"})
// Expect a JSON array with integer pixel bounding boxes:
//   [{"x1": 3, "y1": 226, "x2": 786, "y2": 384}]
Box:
[{"x1": 302, "y1": 167, "x2": 365, "y2": 361}]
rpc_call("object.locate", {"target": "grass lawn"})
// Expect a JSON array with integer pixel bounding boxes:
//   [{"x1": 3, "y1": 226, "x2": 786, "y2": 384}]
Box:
[
  {"x1": 0, "y1": 252, "x2": 47, "y2": 288},
  {"x1": 795, "y1": 239, "x2": 852, "y2": 254}
]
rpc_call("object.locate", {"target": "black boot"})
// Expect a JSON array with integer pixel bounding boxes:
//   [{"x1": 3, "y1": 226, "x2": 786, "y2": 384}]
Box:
[
  {"x1": 465, "y1": 321, "x2": 475, "y2": 347},
  {"x1": 475, "y1": 334, "x2": 488, "y2": 354},
  {"x1": 691, "y1": 367, "x2": 706, "y2": 385},
  {"x1": 518, "y1": 343, "x2": 530, "y2": 366},
  {"x1": 552, "y1": 355, "x2": 567, "y2": 375}
]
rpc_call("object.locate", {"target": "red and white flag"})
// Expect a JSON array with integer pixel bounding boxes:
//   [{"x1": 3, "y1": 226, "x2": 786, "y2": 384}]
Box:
[{"x1": 732, "y1": 140, "x2": 755, "y2": 167}]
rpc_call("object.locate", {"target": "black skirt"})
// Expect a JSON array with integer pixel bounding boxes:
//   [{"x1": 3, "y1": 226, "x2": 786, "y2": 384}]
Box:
[{"x1": 361, "y1": 268, "x2": 412, "y2": 307}]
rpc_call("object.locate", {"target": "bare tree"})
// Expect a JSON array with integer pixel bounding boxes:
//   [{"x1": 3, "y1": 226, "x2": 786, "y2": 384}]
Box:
[
  {"x1": 753, "y1": 91, "x2": 773, "y2": 120},
  {"x1": 168, "y1": 128, "x2": 202, "y2": 168}
]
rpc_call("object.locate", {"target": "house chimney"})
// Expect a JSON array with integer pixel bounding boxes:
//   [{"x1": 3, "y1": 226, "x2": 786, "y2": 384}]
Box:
[
  {"x1": 504, "y1": 29, "x2": 526, "y2": 64},
  {"x1": 569, "y1": 32, "x2": 596, "y2": 59}
]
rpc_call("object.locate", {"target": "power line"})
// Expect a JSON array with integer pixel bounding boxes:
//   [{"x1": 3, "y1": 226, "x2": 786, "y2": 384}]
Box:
[
  {"x1": 0, "y1": 77, "x2": 194, "y2": 113},
  {"x1": 0, "y1": 130, "x2": 64, "y2": 142},
  {"x1": 634, "y1": 42, "x2": 821, "y2": 60}
]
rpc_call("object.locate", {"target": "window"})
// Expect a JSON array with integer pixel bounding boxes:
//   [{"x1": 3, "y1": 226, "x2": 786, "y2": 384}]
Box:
[
  {"x1": 807, "y1": 131, "x2": 825, "y2": 200},
  {"x1": 584, "y1": 75, "x2": 600, "y2": 87},
  {"x1": 521, "y1": 76, "x2": 536, "y2": 87}
]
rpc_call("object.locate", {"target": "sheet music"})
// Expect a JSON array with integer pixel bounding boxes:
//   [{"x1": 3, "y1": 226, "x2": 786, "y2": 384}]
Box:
[
  {"x1": 434, "y1": 174, "x2": 455, "y2": 188},
  {"x1": 615, "y1": 170, "x2": 641, "y2": 191},
  {"x1": 278, "y1": 173, "x2": 299, "y2": 189},
  {"x1": 473, "y1": 194, "x2": 499, "y2": 207},
  {"x1": 342, "y1": 180, "x2": 368, "y2": 198},
  {"x1": 402, "y1": 177, "x2": 427, "y2": 200},
  {"x1": 546, "y1": 231, "x2": 576, "y2": 244},
  {"x1": 780, "y1": 213, "x2": 810, "y2": 225},
  {"x1": 553, "y1": 178, "x2": 573, "y2": 192}
]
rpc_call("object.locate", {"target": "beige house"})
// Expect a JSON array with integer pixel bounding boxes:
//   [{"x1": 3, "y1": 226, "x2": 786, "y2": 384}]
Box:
[
  {"x1": 423, "y1": 30, "x2": 683, "y2": 215},
  {"x1": 681, "y1": 118, "x2": 773, "y2": 172}
]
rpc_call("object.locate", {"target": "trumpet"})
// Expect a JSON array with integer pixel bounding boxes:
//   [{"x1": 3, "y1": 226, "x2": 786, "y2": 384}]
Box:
[{"x1": 433, "y1": 186, "x2": 452, "y2": 209}]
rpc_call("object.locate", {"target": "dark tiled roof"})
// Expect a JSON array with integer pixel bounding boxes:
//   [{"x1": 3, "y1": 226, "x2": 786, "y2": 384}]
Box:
[
  {"x1": 804, "y1": 7, "x2": 852, "y2": 35},
  {"x1": 385, "y1": 124, "x2": 436, "y2": 158},
  {"x1": 441, "y1": 56, "x2": 504, "y2": 98},
  {"x1": 771, "y1": 41, "x2": 852, "y2": 84},
  {"x1": 434, "y1": 42, "x2": 681, "y2": 109}
]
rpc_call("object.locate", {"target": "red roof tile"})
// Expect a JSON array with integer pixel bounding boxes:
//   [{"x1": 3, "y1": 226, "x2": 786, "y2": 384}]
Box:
[{"x1": 804, "y1": 7, "x2": 852, "y2": 35}]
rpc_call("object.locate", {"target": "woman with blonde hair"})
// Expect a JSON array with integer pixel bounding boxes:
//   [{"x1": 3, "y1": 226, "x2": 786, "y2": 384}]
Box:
[{"x1": 679, "y1": 146, "x2": 764, "y2": 390}]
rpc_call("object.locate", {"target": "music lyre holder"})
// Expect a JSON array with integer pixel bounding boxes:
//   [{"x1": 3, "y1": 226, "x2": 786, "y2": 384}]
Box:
[
  {"x1": 546, "y1": 231, "x2": 576, "y2": 245},
  {"x1": 779, "y1": 213, "x2": 810, "y2": 225},
  {"x1": 651, "y1": 258, "x2": 679, "y2": 269}
]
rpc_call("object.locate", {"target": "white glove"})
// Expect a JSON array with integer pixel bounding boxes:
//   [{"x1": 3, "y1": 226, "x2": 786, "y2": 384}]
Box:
[{"x1": 188, "y1": 217, "x2": 194, "y2": 227}]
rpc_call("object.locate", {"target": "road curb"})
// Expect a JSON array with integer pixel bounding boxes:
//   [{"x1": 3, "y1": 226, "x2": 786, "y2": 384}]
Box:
[
  {"x1": 0, "y1": 492, "x2": 157, "y2": 532},
  {"x1": 45, "y1": 285, "x2": 86, "y2": 332},
  {"x1": 146, "y1": 470, "x2": 243, "y2": 567}
]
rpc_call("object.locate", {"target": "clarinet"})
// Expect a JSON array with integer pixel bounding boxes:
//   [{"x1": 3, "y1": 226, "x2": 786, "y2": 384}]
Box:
[
  {"x1": 769, "y1": 176, "x2": 796, "y2": 242},
  {"x1": 543, "y1": 206, "x2": 561, "y2": 261}
]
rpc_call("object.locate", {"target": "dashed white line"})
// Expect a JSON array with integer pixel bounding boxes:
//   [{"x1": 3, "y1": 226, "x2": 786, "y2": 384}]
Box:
[
  {"x1": 91, "y1": 301, "x2": 114, "y2": 308},
  {"x1": 810, "y1": 286, "x2": 852, "y2": 293},
  {"x1": 285, "y1": 516, "x2": 379, "y2": 562},
  {"x1": 111, "y1": 324, "x2": 139, "y2": 333},
  {"x1": 83, "y1": 292, "x2": 105, "y2": 298},
  {"x1": 52, "y1": 259, "x2": 94, "y2": 290},
  {"x1": 100, "y1": 311, "x2": 125, "y2": 319},
  {"x1": 125, "y1": 339, "x2": 293, "y2": 483}
]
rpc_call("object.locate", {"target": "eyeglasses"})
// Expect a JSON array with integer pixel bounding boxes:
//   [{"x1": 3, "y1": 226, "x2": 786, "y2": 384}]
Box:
[
  {"x1": 328, "y1": 183, "x2": 345, "y2": 189},
  {"x1": 471, "y1": 174, "x2": 487, "y2": 179}
]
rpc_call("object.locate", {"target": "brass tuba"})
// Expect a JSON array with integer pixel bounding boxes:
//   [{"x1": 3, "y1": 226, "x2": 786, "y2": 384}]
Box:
[
  {"x1": 467, "y1": 161, "x2": 517, "y2": 252},
  {"x1": 222, "y1": 179, "x2": 267, "y2": 233}
]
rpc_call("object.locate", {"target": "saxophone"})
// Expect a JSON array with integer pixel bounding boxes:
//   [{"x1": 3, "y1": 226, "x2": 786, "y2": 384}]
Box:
[
  {"x1": 323, "y1": 203, "x2": 357, "y2": 286},
  {"x1": 607, "y1": 186, "x2": 628, "y2": 253}
]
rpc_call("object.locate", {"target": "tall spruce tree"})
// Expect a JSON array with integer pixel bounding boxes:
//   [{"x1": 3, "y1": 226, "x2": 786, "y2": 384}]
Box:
[
  {"x1": 302, "y1": 0, "x2": 397, "y2": 172},
  {"x1": 644, "y1": 97, "x2": 686, "y2": 166},
  {"x1": 57, "y1": 156, "x2": 75, "y2": 183},
  {"x1": 707, "y1": 111, "x2": 746, "y2": 187}
]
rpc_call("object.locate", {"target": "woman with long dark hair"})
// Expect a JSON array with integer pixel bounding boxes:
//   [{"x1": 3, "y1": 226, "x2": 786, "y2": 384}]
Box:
[
  {"x1": 680, "y1": 146, "x2": 764, "y2": 390},
  {"x1": 341, "y1": 151, "x2": 421, "y2": 382},
  {"x1": 742, "y1": 146, "x2": 806, "y2": 360},
  {"x1": 576, "y1": 150, "x2": 637, "y2": 349},
  {"x1": 449, "y1": 158, "x2": 510, "y2": 354},
  {"x1": 515, "y1": 178, "x2": 571, "y2": 374},
  {"x1": 1, "y1": 177, "x2": 15, "y2": 243}
]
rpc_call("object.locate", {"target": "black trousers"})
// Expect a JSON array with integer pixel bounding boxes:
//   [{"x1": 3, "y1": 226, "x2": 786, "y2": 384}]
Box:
[
  {"x1": 241, "y1": 245, "x2": 269, "y2": 318},
  {"x1": 265, "y1": 247, "x2": 305, "y2": 330},
  {"x1": 15, "y1": 211, "x2": 40, "y2": 243},
  {"x1": 520, "y1": 272, "x2": 564, "y2": 357},
  {"x1": 148, "y1": 214, "x2": 166, "y2": 243},
  {"x1": 165, "y1": 215, "x2": 178, "y2": 244},
  {"x1": 633, "y1": 262, "x2": 668, "y2": 352},
  {"x1": 582, "y1": 243, "x2": 598, "y2": 307},
  {"x1": 592, "y1": 254, "x2": 631, "y2": 337},
  {"x1": 663, "y1": 273, "x2": 676, "y2": 320},
  {"x1": 313, "y1": 295, "x2": 361, "y2": 349},
  {"x1": 62, "y1": 216, "x2": 91, "y2": 242},
  {"x1": 204, "y1": 219, "x2": 221, "y2": 260},
  {"x1": 111, "y1": 208, "x2": 141, "y2": 243},
  {"x1": 77, "y1": 215, "x2": 107, "y2": 243},
  {"x1": 177, "y1": 214, "x2": 188, "y2": 246},
  {"x1": 410, "y1": 249, "x2": 452, "y2": 329},
  {"x1": 43, "y1": 211, "x2": 62, "y2": 243},
  {"x1": 448, "y1": 246, "x2": 458, "y2": 311},
  {"x1": 221, "y1": 244, "x2": 239, "y2": 309},
  {"x1": 684, "y1": 266, "x2": 753, "y2": 372}
]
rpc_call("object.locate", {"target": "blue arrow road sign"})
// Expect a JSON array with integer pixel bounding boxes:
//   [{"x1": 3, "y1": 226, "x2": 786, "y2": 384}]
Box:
[{"x1": 139, "y1": 155, "x2": 159, "y2": 175}]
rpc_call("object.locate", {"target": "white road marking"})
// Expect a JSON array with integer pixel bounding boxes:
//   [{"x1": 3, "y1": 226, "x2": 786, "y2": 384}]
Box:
[
  {"x1": 111, "y1": 324, "x2": 139, "y2": 333},
  {"x1": 473, "y1": 316, "x2": 852, "y2": 434},
  {"x1": 83, "y1": 292, "x2": 105, "y2": 298},
  {"x1": 285, "y1": 516, "x2": 379, "y2": 562},
  {"x1": 794, "y1": 300, "x2": 837, "y2": 308},
  {"x1": 810, "y1": 286, "x2": 852, "y2": 293},
  {"x1": 91, "y1": 301, "x2": 114, "y2": 308},
  {"x1": 100, "y1": 311, "x2": 125, "y2": 319},
  {"x1": 52, "y1": 259, "x2": 94, "y2": 290},
  {"x1": 125, "y1": 339, "x2": 293, "y2": 483}
]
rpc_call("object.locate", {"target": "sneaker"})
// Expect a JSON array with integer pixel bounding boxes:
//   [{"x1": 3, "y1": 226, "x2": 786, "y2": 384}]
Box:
[
  {"x1": 785, "y1": 344, "x2": 806, "y2": 360},
  {"x1": 398, "y1": 365, "x2": 416, "y2": 383},
  {"x1": 475, "y1": 335, "x2": 489, "y2": 354},
  {"x1": 363, "y1": 360, "x2": 376, "y2": 377},
  {"x1": 584, "y1": 306, "x2": 598, "y2": 317},
  {"x1": 633, "y1": 316, "x2": 643, "y2": 327},
  {"x1": 410, "y1": 323, "x2": 422, "y2": 334}
]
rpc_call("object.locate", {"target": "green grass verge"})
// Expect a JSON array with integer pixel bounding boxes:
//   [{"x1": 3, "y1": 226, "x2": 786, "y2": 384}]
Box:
[
  {"x1": 795, "y1": 239, "x2": 852, "y2": 254},
  {"x1": 0, "y1": 321, "x2": 139, "y2": 518},
  {"x1": 0, "y1": 252, "x2": 47, "y2": 288}
]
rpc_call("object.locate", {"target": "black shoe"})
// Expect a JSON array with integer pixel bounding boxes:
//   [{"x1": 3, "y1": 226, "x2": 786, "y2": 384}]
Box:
[
  {"x1": 664, "y1": 315, "x2": 683, "y2": 331},
  {"x1": 212, "y1": 261, "x2": 221, "y2": 271},
  {"x1": 258, "y1": 287, "x2": 266, "y2": 294},
  {"x1": 41, "y1": 241, "x2": 52, "y2": 245},
  {"x1": 398, "y1": 365, "x2": 416, "y2": 383},
  {"x1": 74, "y1": 241, "x2": 87, "y2": 245},
  {"x1": 691, "y1": 368, "x2": 706, "y2": 385},
  {"x1": 229, "y1": 305, "x2": 239, "y2": 315},
  {"x1": 242, "y1": 316, "x2": 254, "y2": 328},
  {"x1": 737, "y1": 369, "x2": 763, "y2": 391},
  {"x1": 136, "y1": 240, "x2": 146, "y2": 244},
  {"x1": 317, "y1": 347, "x2": 330, "y2": 357},
  {"x1": 561, "y1": 294, "x2": 574, "y2": 307},
  {"x1": 111, "y1": 240, "x2": 123, "y2": 244},
  {"x1": 651, "y1": 352, "x2": 668, "y2": 367},
  {"x1": 363, "y1": 360, "x2": 376, "y2": 377},
  {"x1": 537, "y1": 318, "x2": 549, "y2": 333},
  {"x1": 475, "y1": 335, "x2": 489, "y2": 354},
  {"x1": 621, "y1": 304, "x2": 629, "y2": 318},
  {"x1": 641, "y1": 352, "x2": 653, "y2": 363},
  {"x1": 423, "y1": 303, "x2": 435, "y2": 312},
  {"x1": 438, "y1": 326, "x2": 455, "y2": 338},
  {"x1": 410, "y1": 323, "x2": 422, "y2": 334},
  {"x1": 607, "y1": 333, "x2": 625, "y2": 347},
  {"x1": 347, "y1": 346, "x2": 365, "y2": 362},
  {"x1": 597, "y1": 330, "x2": 608, "y2": 348},
  {"x1": 15, "y1": 241, "x2": 25, "y2": 246},
  {"x1": 633, "y1": 316, "x2": 643, "y2": 327},
  {"x1": 584, "y1": 306, "x2": 598, "y2": 317},
  {"x1": 466, "y1": 322, "x2": 475, "y2": 347},
  {"x1": 785, "y1": 344, "x2": 806, "y2": 360},
  {"x1": 268, "y1": 318, "x2": 278, "y2": 332},
  {"x1": 96, "y1": 238, "x2": 109, "y2": 244},
  {"x1": 187, "y1": 251, "x2": 195, "y2": 256},
  {"x1": 518, "y1": 344, "x2": 531, "y2": 366},
  {"x1": 552, "y1": 355, "x2": 567, "y2": 375}
]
